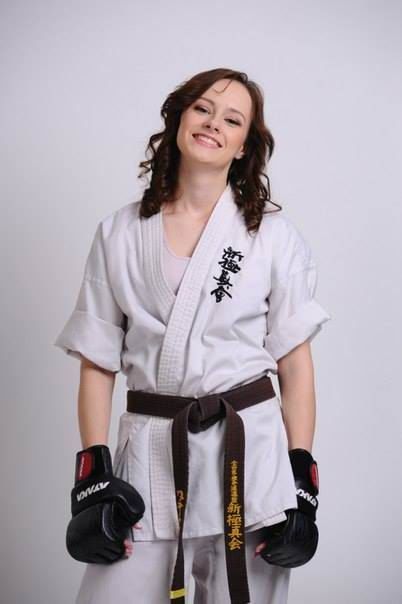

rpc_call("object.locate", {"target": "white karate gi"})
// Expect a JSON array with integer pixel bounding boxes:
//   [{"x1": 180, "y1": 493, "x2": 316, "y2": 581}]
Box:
[{"x1": 55, "y1": 183, "x2": 330, "y2": 602}]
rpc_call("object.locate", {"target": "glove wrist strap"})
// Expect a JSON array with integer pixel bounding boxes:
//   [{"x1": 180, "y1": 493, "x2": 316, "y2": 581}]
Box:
[
  {"x1": 75, "y1": 445, "x2": 113, "y2": 484},
  {"x1": 289, "y1": 448, "x2": 319, "y2": 521}
]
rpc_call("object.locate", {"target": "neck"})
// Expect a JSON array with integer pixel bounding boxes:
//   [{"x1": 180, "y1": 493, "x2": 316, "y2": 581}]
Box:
[{"x1": 165, "y1": 169, "x2": 229, "y2": 219}]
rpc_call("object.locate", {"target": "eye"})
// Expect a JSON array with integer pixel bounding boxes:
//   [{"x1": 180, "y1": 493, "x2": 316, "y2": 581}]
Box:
[
  {"x1": 226, "y1": 118, "x2": 241, "y2": 126},
  {"x1": 194, "y1": 104, "x2": 209, "y2": 113},
  {"x1": 193, "y1": 104, "x2": 241, "y2": 126}
]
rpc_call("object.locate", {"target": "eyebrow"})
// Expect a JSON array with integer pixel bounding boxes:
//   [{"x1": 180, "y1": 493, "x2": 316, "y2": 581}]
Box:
[{"x1": 198, "y1": 96, "x2": 246, "y2": 121}]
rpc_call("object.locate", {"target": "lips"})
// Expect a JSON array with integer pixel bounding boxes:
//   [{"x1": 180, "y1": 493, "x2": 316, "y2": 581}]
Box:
[{"x1": 192, "y1": 133, "x2": 222, "y2": 147}]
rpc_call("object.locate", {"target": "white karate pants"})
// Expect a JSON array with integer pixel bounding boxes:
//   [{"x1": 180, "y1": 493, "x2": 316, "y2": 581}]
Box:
[{"x1": 75, "y1": 527, "x2": 290, "y2": 604}]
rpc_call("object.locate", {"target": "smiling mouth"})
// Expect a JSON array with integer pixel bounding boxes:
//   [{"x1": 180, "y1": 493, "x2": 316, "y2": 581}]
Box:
[{"x1": 192, "y1": 133, "x2": 222, "y2": 148}]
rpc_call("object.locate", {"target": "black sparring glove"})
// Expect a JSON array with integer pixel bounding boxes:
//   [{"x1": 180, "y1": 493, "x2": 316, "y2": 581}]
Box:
[
  {"x1": 66, "y1": 444, "x2": 145, "y2": 564},
  {"x1": 260, "y1": 448, "x2": 319, "y2": 568}
]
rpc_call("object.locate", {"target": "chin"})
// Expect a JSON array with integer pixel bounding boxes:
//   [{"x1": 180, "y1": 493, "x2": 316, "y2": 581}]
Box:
[{"x1": 181, "y1": 147, "x2": 218, "y2": 164}]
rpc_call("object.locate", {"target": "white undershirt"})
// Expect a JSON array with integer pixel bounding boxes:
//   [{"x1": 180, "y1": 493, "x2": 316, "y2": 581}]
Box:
[{"x1": 162, "y1": 231, "x2": 190, "y2": 295}]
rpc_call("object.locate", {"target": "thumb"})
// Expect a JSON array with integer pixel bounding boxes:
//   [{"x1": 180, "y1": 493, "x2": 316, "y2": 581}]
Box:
[{"x1": 254, "y1": 540, "x2": 268, "y2": 557}]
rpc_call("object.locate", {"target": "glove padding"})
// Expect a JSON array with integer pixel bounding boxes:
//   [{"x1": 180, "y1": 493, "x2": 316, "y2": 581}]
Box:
[
  {"x1": 260, "y1": 448, "x2": 319, "y2": 568},
  {"x1": 66, "y1": 444, "x2": 145, "y2": 564}
]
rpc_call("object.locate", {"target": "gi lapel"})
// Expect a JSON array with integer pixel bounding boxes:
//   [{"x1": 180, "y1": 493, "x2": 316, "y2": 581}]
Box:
[
  {"x1": 142, "y1": 183, "x2": 238, "y2": 393},
  {"x1": 141, "y1": 183, "x2": 240, "y2": 538}
]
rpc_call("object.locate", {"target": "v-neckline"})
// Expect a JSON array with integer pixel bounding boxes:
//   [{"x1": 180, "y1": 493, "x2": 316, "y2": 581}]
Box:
[
  {"x1": 141, "y1": 183, "x2": 237, "y2": 326},
  {"x1": 158, "y1": 187, "x2": 230, "y2": 300}
]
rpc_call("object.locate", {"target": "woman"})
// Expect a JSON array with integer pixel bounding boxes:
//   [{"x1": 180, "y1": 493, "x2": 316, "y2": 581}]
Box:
[{"x1": 55, "y1": 67, "x2": 331, "y2": 604}]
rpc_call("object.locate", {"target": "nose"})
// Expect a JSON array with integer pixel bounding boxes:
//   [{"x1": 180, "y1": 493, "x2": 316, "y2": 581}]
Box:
[
  {"x1": 204, "y1": 117, "x2": 220, "y2": 132},
  {"x1": 207, "y1": 123, "x2": 219, "y2": 133}
]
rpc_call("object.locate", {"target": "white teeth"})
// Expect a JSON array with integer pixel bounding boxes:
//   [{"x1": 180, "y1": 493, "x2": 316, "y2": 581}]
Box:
[{"x1": 194, "y1": 134, "x2": 219, "y2": 147}]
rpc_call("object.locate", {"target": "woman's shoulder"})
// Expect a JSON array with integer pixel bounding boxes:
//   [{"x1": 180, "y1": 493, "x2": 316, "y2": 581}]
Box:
[
  {"x1": 260, "y1": 207, "x2": 306, "y2": 244},
  {"x1": 262, "y1": 207, "x2": 299, "y2": 235},
  {"x1": 97, "y1": 198, "x2": 142, "y2": 238},
  {"x1": 260, "y1": 207, "x2": 314, "y2": 273}
]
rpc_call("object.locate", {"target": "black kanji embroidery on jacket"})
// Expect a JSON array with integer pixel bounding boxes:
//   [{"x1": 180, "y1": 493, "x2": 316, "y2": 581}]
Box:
[{"x1": 210, "y1": 246, "x2": 244, "y2": 303}]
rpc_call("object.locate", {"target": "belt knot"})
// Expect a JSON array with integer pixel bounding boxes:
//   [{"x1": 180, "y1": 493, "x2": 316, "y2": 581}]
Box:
[{"x1": 187, "y1": 394, "x2": 224, "y2": 433}]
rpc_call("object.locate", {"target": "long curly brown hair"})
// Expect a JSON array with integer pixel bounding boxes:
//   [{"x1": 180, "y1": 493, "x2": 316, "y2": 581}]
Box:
[{"x1": 138, "y1": 67, "x2": 282, "y2": 233}]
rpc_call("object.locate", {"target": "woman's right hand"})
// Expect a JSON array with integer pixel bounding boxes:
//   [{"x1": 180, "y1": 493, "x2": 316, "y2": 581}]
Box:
[{"x1": 124, "y1": 522, "x2": 143, "y2": 557}]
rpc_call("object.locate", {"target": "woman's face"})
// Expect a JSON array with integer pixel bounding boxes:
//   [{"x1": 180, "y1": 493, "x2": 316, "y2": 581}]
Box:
[{"x1": 176, "y1": 78, "x2": 253, "y2": 171}]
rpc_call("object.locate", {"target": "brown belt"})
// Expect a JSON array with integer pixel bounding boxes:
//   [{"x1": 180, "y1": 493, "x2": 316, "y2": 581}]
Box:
[{"x1": 126, "y1": 374, "x2": 276, "y2": 604}]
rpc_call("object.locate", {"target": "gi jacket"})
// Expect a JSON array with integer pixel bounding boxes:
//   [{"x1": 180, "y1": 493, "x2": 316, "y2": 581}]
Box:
[{"x1": 55, "y1": 184, "x2": 331, "y2": 541}]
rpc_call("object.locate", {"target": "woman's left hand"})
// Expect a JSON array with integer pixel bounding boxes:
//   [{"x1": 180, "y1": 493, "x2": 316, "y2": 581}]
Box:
[{"x1": 254, "y1": 538, "x2": 268, "y2": 558}]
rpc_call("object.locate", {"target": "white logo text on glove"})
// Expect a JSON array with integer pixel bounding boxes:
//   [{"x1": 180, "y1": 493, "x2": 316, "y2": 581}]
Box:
[
  {"x1": 296, "y1": 488, "x2": 318, "y2": 507},
  {"x1": 76, "y1": 481, "x2": 110, "y2": 502}
]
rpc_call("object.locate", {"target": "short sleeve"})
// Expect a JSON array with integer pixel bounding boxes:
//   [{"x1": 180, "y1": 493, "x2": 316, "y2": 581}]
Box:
[
  {"x1": 264, "y1": 219, "x2": 331, "y2": 362},
  {"x1": 54, "y1": 221, "x2": 126, "y2": 372}
]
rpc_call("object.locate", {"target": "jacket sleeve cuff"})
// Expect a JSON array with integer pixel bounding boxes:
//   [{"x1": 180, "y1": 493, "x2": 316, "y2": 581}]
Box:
[
  {"x1": 54, "y1": 309, "x2": 125, "y2": 372},
  {"x1": 264, "y1": 299, "x2": 331, "y2": 362}
]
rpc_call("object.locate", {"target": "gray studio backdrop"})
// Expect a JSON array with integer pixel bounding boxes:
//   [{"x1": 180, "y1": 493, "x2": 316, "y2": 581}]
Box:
[{"x1": 1, "y1": 1, "x2": 401, "y2": 603}]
